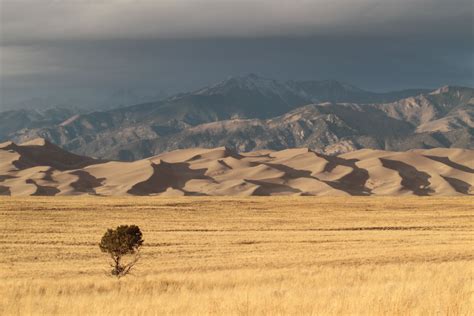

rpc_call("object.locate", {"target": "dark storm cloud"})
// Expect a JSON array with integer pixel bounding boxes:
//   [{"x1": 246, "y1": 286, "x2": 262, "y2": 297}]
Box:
[
  {"x1": 1, "y1": 0, "x2": 472, "y2": 42},
  {"x1": 0, "y1": 0, "x2": 473, "y2": 107}
]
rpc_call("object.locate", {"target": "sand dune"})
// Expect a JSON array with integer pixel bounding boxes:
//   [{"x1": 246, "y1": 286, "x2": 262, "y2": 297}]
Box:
[{"x1": 0, "y1": 138, "x2": 472, "y2": 196}]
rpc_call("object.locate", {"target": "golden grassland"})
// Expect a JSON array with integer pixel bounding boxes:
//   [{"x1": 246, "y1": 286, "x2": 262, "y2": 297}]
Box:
[{"x1": 0, "y1": 196, "x2": 473, "y2": 315}]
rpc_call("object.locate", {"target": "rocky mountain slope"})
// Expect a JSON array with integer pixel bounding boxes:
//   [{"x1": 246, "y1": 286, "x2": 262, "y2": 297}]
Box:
[
  {"x1": 0, "y1": 107, "x2": 76, "y2": 142},
  {"x1": 5, "y1": 75, "x2": 472, "y2": 160},
  {"x1": 1, "y1": 138, "x2": 472, "y2": 196},
  {"x1": 39, "y1": 85, "x2": 472, "y2": 160}
]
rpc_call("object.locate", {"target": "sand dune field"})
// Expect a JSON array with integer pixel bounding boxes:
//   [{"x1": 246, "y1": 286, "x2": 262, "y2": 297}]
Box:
[{"x1": 0, "y1": 139, "x2": 472, "y2": 196}]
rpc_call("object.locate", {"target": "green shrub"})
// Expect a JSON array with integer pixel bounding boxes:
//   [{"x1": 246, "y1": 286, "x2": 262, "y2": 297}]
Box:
[{"x1": 99, "y1": 225, "x2": 144, "y2": 278}]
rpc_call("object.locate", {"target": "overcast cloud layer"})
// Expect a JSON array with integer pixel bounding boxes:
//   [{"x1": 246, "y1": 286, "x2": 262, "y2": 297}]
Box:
[
  {"x1": 0, "y1": 0, "x2": 473, "y2": 108},
  {"x1": 1, "y1": 0, "x2": 473, "y2": 42}
]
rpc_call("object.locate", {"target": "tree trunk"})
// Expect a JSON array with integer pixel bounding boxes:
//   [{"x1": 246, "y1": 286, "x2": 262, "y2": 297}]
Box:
[{"x1": 113, "y1": 255, "x2": 122, "y2": 277}]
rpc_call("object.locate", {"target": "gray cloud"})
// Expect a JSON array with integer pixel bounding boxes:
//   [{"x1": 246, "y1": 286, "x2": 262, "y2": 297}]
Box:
[
  {"x1": 0, "y1": 0, "x2": 472, "y2": 108},
  {"x1": 1, "y1": 0, "x2": 472, "y2": 43}
]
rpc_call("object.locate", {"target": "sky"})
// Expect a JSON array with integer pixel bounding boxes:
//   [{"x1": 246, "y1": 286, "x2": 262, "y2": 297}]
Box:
[{"x1": 0, "y1": 0, "x2": 473, "y2": 108}]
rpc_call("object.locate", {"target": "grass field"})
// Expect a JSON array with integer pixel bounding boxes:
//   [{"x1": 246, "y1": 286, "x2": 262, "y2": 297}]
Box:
[{"x1": 0, "y1": 196, "x2": 473, "y2": 315}]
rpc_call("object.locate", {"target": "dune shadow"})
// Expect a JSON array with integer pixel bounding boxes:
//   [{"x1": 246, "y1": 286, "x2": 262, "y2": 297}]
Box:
[
  {"x1": 263, "y1": 154, "x2": 372, "y2": 196},
  {"x1": 127, "y1": 161, "x2": 213, "y2": 195},
  {"x1": 40, "y1": 168, "x2": 56, "y2": 182},
  {"x1": 0, "y1": 185, "x2": 11, "y2": 196},
  {"x1": 4, "y1": 142, "x2": 103, "y2": 171},
  {"x1": 312, "y1": 152, "x2": 371, "y2": 196},
  {"x1": 245, "y1": 179, "x2": 302, "y2": 195},
  {"x1": 380, "y1": 158, "x2": 434, "y2": 196},
  {"x1": 424, "y1": 155, "x2": 474, "y2": 174},
  {"x1": 70, "y1": 170, "x2": 105, "y2": 195},
  {"x1": 0, "y1": 175, "x2": 16, "y2": 182},
  {"x1": 26, "y1": 179, "x2": 60, "y2": 196},
  {"x1": 217, "y1": 159, "x2": 233, "y2": 170},
  {"x1": 441, "y1": 176, "x2": 472, "y2": 195}
]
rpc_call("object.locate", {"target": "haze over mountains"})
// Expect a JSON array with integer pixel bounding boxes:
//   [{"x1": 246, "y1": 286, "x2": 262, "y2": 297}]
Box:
[
  {"x1": 2, "y1": 74, "x2": 473, "y2": 160},
  {"x1": 1, "y1": 138, "x2": 472, "y2": 196}
]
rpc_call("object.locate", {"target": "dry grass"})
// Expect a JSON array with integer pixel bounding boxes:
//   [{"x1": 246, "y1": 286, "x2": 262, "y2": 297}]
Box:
[{"x1": 0, "y1": 196, "x2": 473, "y2": 315}]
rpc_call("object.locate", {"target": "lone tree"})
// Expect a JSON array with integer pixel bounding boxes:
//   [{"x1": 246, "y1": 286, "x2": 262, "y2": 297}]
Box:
[{"x1": 99, "y1": 225, "x2": 144, "y2": 278}]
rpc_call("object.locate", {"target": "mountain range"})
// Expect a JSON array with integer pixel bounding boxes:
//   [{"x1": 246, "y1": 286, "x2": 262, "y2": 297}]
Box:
[{"x1": 2, "y1": 74, "x2": 472, "y2": 160}]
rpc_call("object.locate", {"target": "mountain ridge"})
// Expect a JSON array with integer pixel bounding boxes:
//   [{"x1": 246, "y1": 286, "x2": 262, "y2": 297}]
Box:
[{"x1": 3, "y1": 74, "x2": 472, "y2": 160}]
